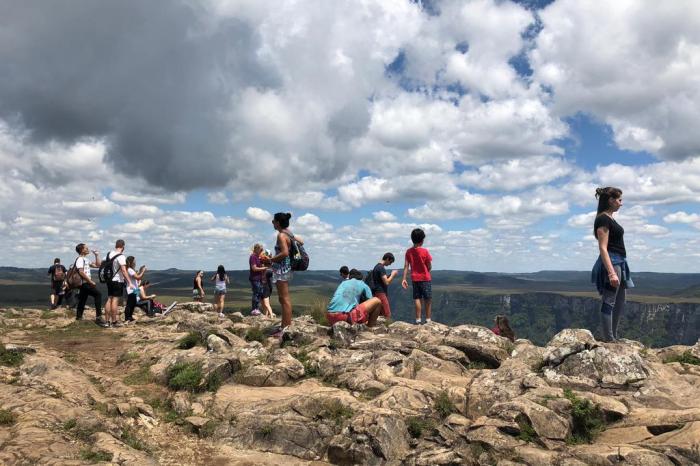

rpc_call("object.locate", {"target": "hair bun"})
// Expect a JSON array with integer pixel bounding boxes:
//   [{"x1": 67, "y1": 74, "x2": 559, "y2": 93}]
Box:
[{"x1": 286, "y1": 212, "x2": 292, "y2": 220}]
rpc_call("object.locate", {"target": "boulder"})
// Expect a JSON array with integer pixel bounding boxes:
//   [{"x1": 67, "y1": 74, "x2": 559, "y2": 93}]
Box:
[
  {"x1": 490, "y1": 398, "x2": 570, "y2": 440},
  {"x1": 328, "y1": 411, "x2": 409, "y2": 465},
  {"x1": 543, "y1": 329, "x2": 597, "y2": 366}
]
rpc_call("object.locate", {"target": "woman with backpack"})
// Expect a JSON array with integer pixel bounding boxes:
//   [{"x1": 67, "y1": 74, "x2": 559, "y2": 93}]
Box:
[
  {"x1": 265, "y1": 212, "x2": 304, "y2": 337},
  {"x1": 211, "y1": 265, "x2": 229, "y2": 318}
]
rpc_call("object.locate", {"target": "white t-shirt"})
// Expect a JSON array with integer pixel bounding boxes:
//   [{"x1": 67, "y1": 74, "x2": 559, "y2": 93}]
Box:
[
  {"x1": 108, "y1": 251, "x2": 127, "y2": 282},
  {"x1": 75, "y1": 256, "x2": 91, "y2": 283},
  {"x1": 127, "y1": 268, "x2": 139, "y2": 295}
]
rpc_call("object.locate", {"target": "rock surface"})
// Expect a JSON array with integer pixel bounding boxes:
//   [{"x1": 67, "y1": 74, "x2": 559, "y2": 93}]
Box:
[{"x1": 1, "y1": 305, "x2": 700, "y2": 465}]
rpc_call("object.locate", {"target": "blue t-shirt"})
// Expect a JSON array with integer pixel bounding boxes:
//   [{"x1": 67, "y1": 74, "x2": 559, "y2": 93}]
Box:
[{"x1": 327, "y1": 279, "x2": 372, "y2": 313}]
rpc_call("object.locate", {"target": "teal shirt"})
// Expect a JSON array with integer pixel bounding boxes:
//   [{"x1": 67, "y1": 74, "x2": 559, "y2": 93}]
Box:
[{"x1": 327, "y1": 279, "x2": 372, "y2": 313}]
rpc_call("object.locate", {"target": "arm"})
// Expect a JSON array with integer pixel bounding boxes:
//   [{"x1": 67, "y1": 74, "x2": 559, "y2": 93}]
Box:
[
  {"x1": 133, "y1": 266, "x2": 146, "y2": 280},
  {"x1": 596, "y1": 227, "x2": 619, "y2": 288},
  {"x1": 401, "y1": 262, "x2": 409, "y2": 289},
  {"x1": 426, "y1": 259, "x2": 432, "y2": 272},
  {"x1": 91, "y1": 250, "x2": 101, "y2": 268},
  {"x1": 382, "y1": 269, "x2": 398, "y2": 286},
  {"x1": 120, "y1": 264, "x2": 134, "y2": 288},
  {"x1": 196, "y1": 277, "x2": 205, "y2": 295},
  {"x1": 225, "y1": 275, "x2": 230, "y2": 284},
  {"x1": 210, "y1": 274, "x2": 216, "y2": 282}
]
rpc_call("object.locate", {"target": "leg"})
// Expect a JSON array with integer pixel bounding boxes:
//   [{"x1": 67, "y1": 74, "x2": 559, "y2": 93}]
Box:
[
  {"x1": 220, "y1": 295, "x2": 226, "y2": 314},
  {"x1": 413, "y1": 299, "x2": 422, "y2": 322},
  {"x1": 374, "y1": 292, "x2": 391, "y2": 318},
  {"x1": 424, "y1": 299, "x2": 432, "y2": 321},
  {"x1": 364, "y1": 297, "x2": 383, "y2": 327},
  {"x1": 91, "y1": 287, "x2": 103, "y2": 319},
  {"x1": 612, "y1": 278, "x2": 626, "y2": 340},
  {"x1": 276, "y1": 281, "x2": 292, "y2": 328},
  {"x1": 262, "y1": 297, "x2": 274, "y2": 317},
  {"x1": 125, "y1": 294, "x2": 136, "y2": 321},
  {"x1": 600, "y1": 286, "x2": 619, "y2": 342},
  {"x1": 76, "y1": 284, "x2": 89, "y2": 320}
]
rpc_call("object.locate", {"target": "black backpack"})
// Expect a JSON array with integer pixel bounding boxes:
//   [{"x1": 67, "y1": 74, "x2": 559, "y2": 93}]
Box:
[
  {"x1": 98, "y1": 252, "x2": 122, "y2": 283},
  {"x1": 285, "y1": 232, "x2": 309, "y2": 271},
  {"x1": 364, "y1": 267, "x2": 375, "y2": 289}
]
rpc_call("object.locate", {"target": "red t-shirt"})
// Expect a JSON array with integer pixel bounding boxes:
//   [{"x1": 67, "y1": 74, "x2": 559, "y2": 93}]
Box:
[{"x1": 405, "y1": 247, "x2": 432, "y2": 282}]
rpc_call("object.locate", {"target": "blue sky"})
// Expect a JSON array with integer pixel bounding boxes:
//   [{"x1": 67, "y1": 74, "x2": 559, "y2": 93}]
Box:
[{"x1": 2, "y1": 0, "x2": 700, "y2": 273}]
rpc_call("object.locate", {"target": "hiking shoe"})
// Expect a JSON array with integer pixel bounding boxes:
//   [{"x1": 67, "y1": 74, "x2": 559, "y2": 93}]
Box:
[{"x1": 251, "y1": 309, "x2": 261, "y2": 316}]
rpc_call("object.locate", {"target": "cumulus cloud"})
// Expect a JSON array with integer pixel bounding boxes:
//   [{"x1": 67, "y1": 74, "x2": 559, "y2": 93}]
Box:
[
  {"x1": 532, "y1": 0, "x2": 700, "y2": 159},
  {"x1": 372, "y1": 211, "x2": 397, "y2": 222},
  {"x1": 460, "y1": 156, "x2": 573, "y2": 191},
  {"x1": 246, "y1": 207, "x2": 272, "y2": 222},
  {"x1": 207, "y1": 192, "x2": 229, "y2": 204}
]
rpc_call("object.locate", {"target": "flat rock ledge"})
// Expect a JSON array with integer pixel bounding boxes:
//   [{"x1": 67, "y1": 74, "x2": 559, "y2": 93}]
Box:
[{"x1": 1, "y1": 305, "x2": 700, "y2": 465}]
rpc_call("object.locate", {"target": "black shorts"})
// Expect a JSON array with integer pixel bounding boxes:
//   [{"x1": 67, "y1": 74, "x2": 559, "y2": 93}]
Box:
[
  {"x1": 51, "y1": 280, "x2": 64, "y2": 295},
  {"x1": 262, "y1": 281, "x2": 272, "y2": 299},
  {"x1": 412, "y1": 281, "x2": 432, "y2": 300},
  {"x1": 107, "y1": 281, "x2": 125, "y2": 298}
]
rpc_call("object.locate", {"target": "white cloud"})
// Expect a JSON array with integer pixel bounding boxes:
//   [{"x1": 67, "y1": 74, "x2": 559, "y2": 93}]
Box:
[
  {"x1": 532, "y1": 0, "x2": 700, "y2": 159},
  {"x1": 372, "y1": 210, "x2": 397, "y2": 222},
  {"x1": 207, "y1": 191, "x2": 229, "y2": 204},
  {"x1": 664, "y1": 211, "x2": 700, "y2": 224},
  {"x1": 460, "y1": 156, "x2": 573, "y2": 191},
  {"x1": 246, "y1": 207, "x2": 272, "y2": 222},
  {"x1": 111, "y1": 191, "x2": 186, "y2": 205}
]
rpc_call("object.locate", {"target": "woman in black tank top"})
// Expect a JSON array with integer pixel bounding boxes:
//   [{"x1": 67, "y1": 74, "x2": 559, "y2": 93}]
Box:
[{"x1": 193, "y1": 270, "x2": 204, "y2": 302}]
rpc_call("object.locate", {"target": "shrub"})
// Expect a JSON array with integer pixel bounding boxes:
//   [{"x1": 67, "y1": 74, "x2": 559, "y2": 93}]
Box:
[
  {"x1": 320, "y1": 399, "x2": 354, "y2": 426},
  {"x1": 167, "y1": 362, "x2": 203, "y2": 392},
  {"x1": 467, "y1": 361, "x2": 488, "y2": 370},
  {"x1": 257, "y1": 424, "x2": 274, "y2": 439},
  {"x1": 245, "y1": 327, "x2": 265, "y2": 343},
  {"x1": 198, "y1": 420, "x2": 220, "y2": 438},
  {"x1": 564, "y1": 389, "x2": 605, "y2": 444},
  {"x1": 406, "y1": 416, "x2": 435, "y2": 438},
  {"x1": 434, "y1": 391, "x2": 456, "y2": 418},
  {"x1": 80, "y1": 449, "x2": 113, "y2": 463},
  {"x1": 117, "y1": 351, "x2": 139, "y2": 365},
  {"x1": 664, "y1": 351, "x2": 700, "y2": 366},
  {"x1": 0, "y1": 409, "x2": 16, "y2": 425},
  {"x1": 177, "y1": 332, "x2": 204, "y2": 350},
  {"x1": 0, "y1": 345, "x2": 23, "y2": 367},
  {"x1": 205, "y1": 371, "x2": 223, "y2": 392}
]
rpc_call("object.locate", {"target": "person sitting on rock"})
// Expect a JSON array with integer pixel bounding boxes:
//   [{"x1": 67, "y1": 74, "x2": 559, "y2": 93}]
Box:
[
  {"x1": 326, "y1": 269, "x2": 384, "y2": 327},
  {"x1": 491, "y1": 315, "x2": 515, "y2": 342}
]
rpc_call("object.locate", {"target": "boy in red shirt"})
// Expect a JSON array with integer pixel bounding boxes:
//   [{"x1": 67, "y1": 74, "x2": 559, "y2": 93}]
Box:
[{"x1": 401, "y1": 228, "x2": 433, "y2": 324}]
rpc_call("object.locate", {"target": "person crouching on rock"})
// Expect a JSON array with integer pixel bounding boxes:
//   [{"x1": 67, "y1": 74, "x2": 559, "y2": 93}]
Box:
[
  {"x1": 326, "y1": 269, "x2": 384, "y2": 327},
  {"x1": 124, "y1": 256, "x2": 146, "y2": 324},
  {"x1": 591, "y1": 187, "x2": 634, "y2": 342},
  {"x1": 491, "y1": 315, "x2": 515, "y2": 342}
]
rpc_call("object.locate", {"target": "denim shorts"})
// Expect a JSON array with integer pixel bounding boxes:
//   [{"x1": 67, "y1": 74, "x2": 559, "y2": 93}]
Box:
[{"x1": 412, "y1": 281, "x2": 432, "y2": 300}]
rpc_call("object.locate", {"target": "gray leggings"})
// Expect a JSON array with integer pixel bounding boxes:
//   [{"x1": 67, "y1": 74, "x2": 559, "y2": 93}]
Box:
[{"x1": 600, "y1": 264, "x2": 626, "y2": 341}]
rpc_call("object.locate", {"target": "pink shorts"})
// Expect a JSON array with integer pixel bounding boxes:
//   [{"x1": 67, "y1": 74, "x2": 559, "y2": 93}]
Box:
[{"x1": 326, "y1": 302, "x2": 369, "y2": 325}]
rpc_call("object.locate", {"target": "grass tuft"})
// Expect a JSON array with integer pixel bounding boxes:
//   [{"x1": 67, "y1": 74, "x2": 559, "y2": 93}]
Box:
[
  {"x1": 664, "y1": 351, "x2": 700, "y2": 365},
  {"x1": 406, "y1": 416, "x2": 435, "y2": 438},
  {"x1": 124, "y1": 365, "x2": 154, "y2": 386},
  {"x1": 177, "y1": 332, "x2": 205, "y2": 350},
  {"x1": 0, "y1": 345, "x2": 24, "y2": 367},
  {"x1": 518, "y1": 418, "x2": 538, "y2": 442},
  {"x1": 0, "y1": 409, "x2": 16, "y2": 425},
  {"x1": 564, "y1": 389, "x2": 605, "y2": 444},
  {"x1": 434, "y1": 390, "x2": 456, "y2": 418},
  {"x1": 167, "y1": 362, "x2": 203, "y2": 392},
  {"x1": 245, "y1": 327, "x2": 265, "y2": 343},
  {"x1": 121, "y1": 426, "x2": 151, "y2": 452},
  {"x1": 80, "y1": 449, "x2": 113, "y2": 463},
  {"x1": 307, "y1": 299, "x2": 329, "y2": 326},
  {"x1": 319, "y1": 399, "x2": 354, "y2": 426}
]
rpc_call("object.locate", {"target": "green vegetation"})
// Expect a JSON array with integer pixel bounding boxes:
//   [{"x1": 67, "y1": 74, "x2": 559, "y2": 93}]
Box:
[
  {"x1": 564, "y1": 389, "x2": 605, "y2": 444},
  {"x1": 198, "y1": 420, "x2": 220, "y2": 438},
  {"x1": 0, "y1": 409, "x2": 16, "y2": 425},
  {"x1": 80, "y1": 449, "x2": 113, "y2": 463},
  {"x1": 144, "y1": 396, "x2": 189, "y2": 424},
  {"x1": 307, "y1": 299, "x2": 329, "y2": 326},
  {"x1": 518, "y1": 418, "x2": 538, "y2": 443},
  {"x1": 434, "y1": 391, "x2": 456, "y2": 418},
  {"x1": 167, "y1": 362, "x2": 203, "y2": 392},
  {"x1": 120, "y1": 427, "x2": 151, "y2": 452},
  {"x1": 663, "y1": 351, "x2": 700, "y2": 365},
  {"x1": 245, "y1": 327, "x2": 265, "y2": 343},
  {"x1": 0, "y1": 345, "x2": 24, "y2": 367},
  {"x1": 124, "y1": 365, "x2": 154, "y2": 386},
  {"x1": 406, "y1": 416, "x2": 435, "y2": 438},
  {"x1": 319, "y1": 399, "x2": 354, "y2": 426},
  {"x1": 177, "y1": 332, "x2": 205, "y2": 349},
  {"x1": 205, "y1": 371, "x2": 223, "y2": 392},
  {"x1": 117, "y1": 351, "x2": 140, "y2": 364},
  {"x1": 63, "y1": 418, "x2": 103, "y2": 441},
  {"x1": 295, "y1": 350, "x2": 319, "y2": 377},
  {"x1": 257, "y1": 424, "x2": 274, "y2": 439}
]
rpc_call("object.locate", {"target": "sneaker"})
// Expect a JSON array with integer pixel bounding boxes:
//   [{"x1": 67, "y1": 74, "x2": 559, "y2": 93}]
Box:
[
  {"x1": 218, "y1": 312, "x2": 225, "y2": 319},
  {"x1": 95, "y1": 318, "x2": 109, "y2": 328},
  {"x1": 112, "y1": 321, "x2": 122, "y2": 328},
  {"x1": 251, "y1": 309, "x2": 261, "y2": 316}
]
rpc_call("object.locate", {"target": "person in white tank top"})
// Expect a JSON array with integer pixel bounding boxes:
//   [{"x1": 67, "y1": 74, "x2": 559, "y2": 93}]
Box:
[{"x1": 210, "y1": 265, "x2": 229, "y2": 318}]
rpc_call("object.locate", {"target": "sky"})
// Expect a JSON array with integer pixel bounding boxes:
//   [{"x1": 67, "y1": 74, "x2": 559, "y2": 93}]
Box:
[{"x1": 2, "y1": 0, "x2": 700, "y2": 273}]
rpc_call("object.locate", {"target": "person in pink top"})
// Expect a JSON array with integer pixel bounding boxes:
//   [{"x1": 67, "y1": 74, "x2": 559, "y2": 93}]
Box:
[{"x1": 401, "y1": 228, "x2": 433, "y2": 324}]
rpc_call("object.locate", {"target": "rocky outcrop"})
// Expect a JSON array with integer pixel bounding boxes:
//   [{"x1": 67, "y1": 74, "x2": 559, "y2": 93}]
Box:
[{"x1": 1, "y1": 305, "x2": 700, "y2": 465}]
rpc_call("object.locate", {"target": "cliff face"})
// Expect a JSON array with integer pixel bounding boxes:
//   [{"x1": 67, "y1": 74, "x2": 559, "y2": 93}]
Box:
[
  {"x1": 389, "y1": 290, "x2": 700, "y2": 347},
  {"x1": 1, "y1": 305, "x2": 700, "y2": 466}
]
